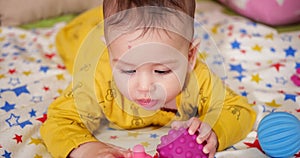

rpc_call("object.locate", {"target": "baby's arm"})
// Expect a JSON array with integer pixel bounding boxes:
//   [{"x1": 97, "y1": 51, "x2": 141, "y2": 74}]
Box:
[
  {"x1": 197, "y1": 68, "x2": 256, "y2": 151},
  {"x1": 40, "y1": 86, "x2": 128, "y2": 157}
]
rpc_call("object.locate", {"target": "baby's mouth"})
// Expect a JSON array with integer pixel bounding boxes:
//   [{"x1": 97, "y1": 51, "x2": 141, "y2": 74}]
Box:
[{"x1": 136, "y1": 98, "x2": 158, "y2": 109}]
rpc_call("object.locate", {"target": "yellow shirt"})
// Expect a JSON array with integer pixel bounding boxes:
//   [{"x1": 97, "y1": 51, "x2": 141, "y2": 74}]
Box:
[
  {"x1": 40, "y1": 6, "x2": 256, "y2": 158},
  {"x1": 40, "y1": 50, "x2": 256, "y2": 157}
]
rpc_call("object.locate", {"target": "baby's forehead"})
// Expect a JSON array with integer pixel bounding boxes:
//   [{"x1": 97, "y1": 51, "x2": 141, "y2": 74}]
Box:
[{"x1": 118, "y1": 29, "x2": 189, "y2": 46}]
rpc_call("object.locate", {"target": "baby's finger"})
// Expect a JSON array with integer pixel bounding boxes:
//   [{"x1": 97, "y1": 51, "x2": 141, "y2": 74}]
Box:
[
  {"x1": 197, "y1": 123, "x2": 212, "y2": 144},
  {"x1": 196, "y1": 131, "x2": 211, "y2": 144},
  {"x1": 187, "y1": 117, "x2": 201, "y2": 135},
  {"x1": 171, "y1": 120, "x2": 188, "y2": 129},
  {"x1": 203, "y1": 133, "x2": 218, "y2": 157}
]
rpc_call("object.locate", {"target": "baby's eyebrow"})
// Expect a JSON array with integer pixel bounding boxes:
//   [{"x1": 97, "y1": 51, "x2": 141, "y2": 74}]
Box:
[
  {"x1": 112, "y1": 58, "x2": 137, "y2": 67},
  {"x1": 113, "y1": 58, "x2": 180, "y2": 67}
]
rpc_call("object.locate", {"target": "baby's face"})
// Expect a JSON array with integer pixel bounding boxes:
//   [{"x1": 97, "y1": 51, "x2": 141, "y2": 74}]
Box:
[{"x1": 108, "y1": 30, "x2": 192, "y2": 110}]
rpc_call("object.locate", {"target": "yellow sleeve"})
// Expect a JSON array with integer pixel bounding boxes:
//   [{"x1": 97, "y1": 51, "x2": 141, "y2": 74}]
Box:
[
  {"x1": 41, "y1": 6, "x2": 107, "y2": 157},
  {"x1": 40, "y1": 84, "x2": 103, "y2": 158},
  {"x1": 195, "y1": 63, "x2": 256, "y2": 151}
]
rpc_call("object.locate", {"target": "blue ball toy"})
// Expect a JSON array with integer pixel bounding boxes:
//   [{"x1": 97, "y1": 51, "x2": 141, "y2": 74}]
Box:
[{"x1": 257, "y1": 112, "x2": 300, "y2": 158}]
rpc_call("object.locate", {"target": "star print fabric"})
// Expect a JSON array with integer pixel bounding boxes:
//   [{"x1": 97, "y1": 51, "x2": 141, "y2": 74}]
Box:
[{"x1": 0, "y1": 0, "x2": 300, "y2": 157}]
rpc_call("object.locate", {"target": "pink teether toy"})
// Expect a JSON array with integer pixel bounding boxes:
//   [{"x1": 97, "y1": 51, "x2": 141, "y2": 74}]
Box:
[
  {"x1": 157, "y1": 127, "x2": 208, "y2": 158},
  {"x1": 132, "y1": 144, "x2": 152, "y2": 158}
]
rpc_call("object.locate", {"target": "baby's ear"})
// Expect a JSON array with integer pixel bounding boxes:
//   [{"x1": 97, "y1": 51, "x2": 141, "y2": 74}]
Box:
[{"x1": 188, "y1": 38, "x2": 200, "y2": 72}]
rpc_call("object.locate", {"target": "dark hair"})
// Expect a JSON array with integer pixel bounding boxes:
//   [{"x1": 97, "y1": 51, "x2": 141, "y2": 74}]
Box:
[{"x1": 103, "y1": 0, "x2": 196, "y2": 44}]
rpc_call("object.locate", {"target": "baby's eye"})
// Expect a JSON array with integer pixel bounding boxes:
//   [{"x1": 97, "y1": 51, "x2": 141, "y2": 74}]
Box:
[
  {"x1": 154, "y1": 70, "x2": 172, "y2": 74},
  {"x1": 121, "y1": 69, "x2": 136, "y2": 74}
]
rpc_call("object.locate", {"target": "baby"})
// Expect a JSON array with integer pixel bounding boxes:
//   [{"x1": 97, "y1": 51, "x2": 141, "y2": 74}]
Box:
[{"x1": 40, "y1": 0, "x2": 256, "y2": 158}]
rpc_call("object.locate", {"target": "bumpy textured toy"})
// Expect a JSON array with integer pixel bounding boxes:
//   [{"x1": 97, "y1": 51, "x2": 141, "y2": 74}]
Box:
[
  {"x1": 157, "y1": 127, "x2": 208, "y2": 158},
  {"x1": 291, "y1": 68, "x2": 300, "y2": 86},
  {"x1": 258, "y1": 112, "x2": 300, "y2": 158}
]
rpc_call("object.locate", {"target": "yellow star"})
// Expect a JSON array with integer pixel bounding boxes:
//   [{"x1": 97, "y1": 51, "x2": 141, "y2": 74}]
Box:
[
  {"x1": 211, "y1": 24, "x2": 220, "y2": 34},
  {"x1": 29, "y1": 137, "x2": 43, "y2": 145},
  {"x1": 265, "y1": 33, "x2": 274, "y2": 40},
  {"x1": 0, "y1": 37, "x2": 5, "y2": 42},
  {"x1": 140, "y1": 142, "x2": 150, "y2": 147},
  {"x1": 26, "y1": 57, "x2": 36, "y2": 62},
  {"x1": 57, "y1": 89, "x2": 64, "y2": 95},
  {"x1": 34, "y1": 154, "x2": 43, "y2": 158},
  {"x1": 19, "y1": 34, "x2": 26, "y2": 39},
  {"x1": 198, "y1": 51, "x2": 209, "y2": 61},
  {"x1": 265, "y1": 99, "x2": 281, "y2": 107},
  {"x1": 48, "y1": 44, "x2": 54, "y2": 49},
  {"x1": 267, "y1": 60, "x2": 273, "y2": 64},
  {"x1": 23, "y1": 71, "x2": 32, "y2": 76},
  {"x1": 252, "y1": 44, "x2": 262, "y2": 52},
  {"x1": 251, "y1": 74, "x2": 262, "y2": 84},
  {"x1": 0, "y1": 74, "x2": 5, "y2": 79},
  {"x1": 128, "y1": 132, "x2": 139, "y2": 138},
  {"x1": 56, "y1": 74, "x2": 65, "y2": 80}
]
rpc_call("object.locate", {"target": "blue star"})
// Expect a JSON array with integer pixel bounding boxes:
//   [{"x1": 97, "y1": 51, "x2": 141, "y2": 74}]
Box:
[
  {"x1": 284, "y1": 94, "x2": 296, "y2": 102},
  {"x1": 284, "y1": 46, "x2": 297, "y2": 57},
  {"x1": 13, "y1": 85, "x2": 30, "y2": 96},
  {"x1": 5, "y1": 113, "x2": 20, "y2": 127},
  {"x1": 14, "y1": 45, "x2": 26, "y2": 52},
  {"x1": 40, "y1": 66, "x2": 49, "y2": 73},
  {"x1": 8, "y1": 78, "x2": 21, "y2": 86},
  {"x1": 3, "y1": 42, "x2": 11, "y2": 48},
  {"x1": 31, "y1": 96, "x2": 43, "y2": 103},
  {"x1": 247, "y1": 21, "x2": 257, "y2": 27},
  {"x1": 275, "y1": 77, "x2": 287, "y2": 85},
  {"x1": 266, "y1": 83, "x2": 272, "y2": 88},
  {"x1": 18, "y1": 120, "x2": 33, "y2": 128},
  {"x1": 29, "y1": 109, "x2": 37, "y2": 117},
  {"x1": 221, "y1": 76, "x2": 228, "y2": 81},
  {"x1": 281, "y1": 35, "x2": 292, "y2": 42},
  {"x1": 1, "y1": 101, "x2": 16, "y2": 112},
  {"x1": 2, "y1": 150, "x2": 12, "y2": 158},
  {"x1": 295, "y1": 62, "x2": 300, "y2": 69},
  {"x1": 203, "y1": 33, "x2": 209, "y2": 40},
  {"x1": 234, "y1": 75, "x2": 246, "y2": 82},
  {"x1": 241, "y1": 91, "x2": 248, "y2": 97},
  {"x1": 270, "y1": 47, "x2": 276, "y2": 53},
  {"x1": 239, "y1": 29, "x2": 247, "y2": 34},
  {"x1": 213, "y1": 55, "x2": 224, "y2": 65},
  {"x1": 150, "y1": 133, "x2": 159, "y2": 138},
  {"x1": 230, "y1": 40, "x2": 241, "y2": 49},
  {"x1": 230, "y1": 64, "x2": 246, "y2": 74}
]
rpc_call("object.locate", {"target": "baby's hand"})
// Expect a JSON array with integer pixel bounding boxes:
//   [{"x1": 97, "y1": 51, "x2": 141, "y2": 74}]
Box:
[
  {"x1": 171, "y1": 117, "x2": 218, "y2": 158},
  {"x1": 69, "y1": 141, "x2": 132, "y2": 158}
]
